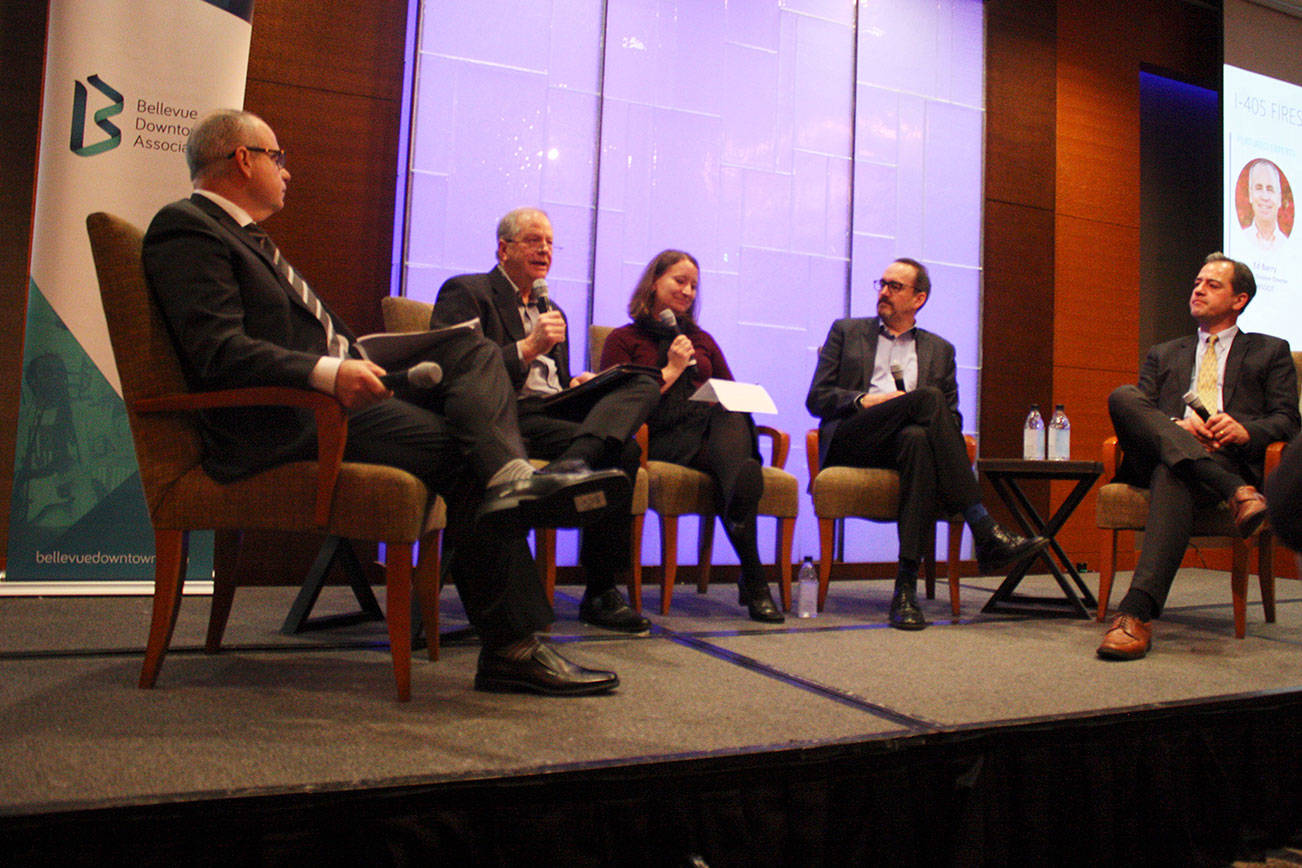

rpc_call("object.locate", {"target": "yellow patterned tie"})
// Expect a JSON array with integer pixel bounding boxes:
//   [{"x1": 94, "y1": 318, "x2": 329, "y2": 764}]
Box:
[{"x1": 1196, "y1": 334, "x2": 1219, "y2": 415}]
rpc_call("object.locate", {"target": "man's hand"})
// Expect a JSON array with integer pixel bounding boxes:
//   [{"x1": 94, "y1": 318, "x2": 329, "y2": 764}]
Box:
[
  {"x1": 334, "y1": 359, "x2": 391, "y2": 410},
  {"x1": 570, "y1": 371, "x2": 596, "y2": 387},
  {"x1": 857, "y1": 391, "x2": 903, "y2": 410},
  {"x1": 1205, "y1": 411, "x2": 1250, "y2": 447},
  {"x1": 520, "y1": 310, "x2": 567, "y2": 362},
  {"x1": 1174, "y1": 414, "x2": 1218, "y2": 450}
]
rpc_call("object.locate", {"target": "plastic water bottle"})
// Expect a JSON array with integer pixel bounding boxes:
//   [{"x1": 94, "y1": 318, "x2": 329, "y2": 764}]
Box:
[
  {"x1": 1048, "y1": 404, "x2": 1071, "y2": 461},
  {"x1": 796, "y1": 557, "x2": 818, "y2": 618},
  {"x1": 1022, "y1": 404, "x2": 1045, "y2": 460}
]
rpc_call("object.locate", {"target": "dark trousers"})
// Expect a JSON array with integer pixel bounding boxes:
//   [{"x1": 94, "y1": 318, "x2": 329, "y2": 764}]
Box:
[
  {"x1": 824, "y1": 387, "x2": 980, "y2": 562},
  {"x1": 518, "y1": 374, "x2": 661, "y2": 592},
  {"x1": 1108, "y1": 384, "x2": 1253, "y2": 615},
  {"x1": 341, "y1": 330, "x2": 550, "y2": 646},
  {"x1": 680, "y1": 407, "x2": 766, "y2": 589},
  {"x1": 1267, "y1": 435, "x2": 1302, "y2": 552}
]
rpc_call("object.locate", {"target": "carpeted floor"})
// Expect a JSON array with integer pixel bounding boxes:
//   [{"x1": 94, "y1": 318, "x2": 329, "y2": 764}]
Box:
[{"x1": 2, "y1": 569, "x2": 1301, "y2": 820}]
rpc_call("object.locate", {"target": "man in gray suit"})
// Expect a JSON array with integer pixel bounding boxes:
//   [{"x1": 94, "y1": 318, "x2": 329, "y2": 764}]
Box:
[
  {"x1": 1098, "y1": 252, "x2": 1299, "y2": 660},
  {"x1": 806, "y1": 258, "x2": 1046, "y2": 630}
]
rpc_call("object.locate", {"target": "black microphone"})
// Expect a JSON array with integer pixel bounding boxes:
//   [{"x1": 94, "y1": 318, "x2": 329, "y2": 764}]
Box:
[
  {"x1": 532, "y1": 278, "x2": 550, "y2": 313},
  {"x1": 890, "y1": 363, "x2": 906, "y2": 392},
  {"x1": 381, "y1": 361, "x2": 443, "y2": 391},
  {"x1": 1182, "y1": 390, "x2": 1211, "y2": 422},
  {"x1": 658, "y1": 308, "x2": 696, "y2": 366}
]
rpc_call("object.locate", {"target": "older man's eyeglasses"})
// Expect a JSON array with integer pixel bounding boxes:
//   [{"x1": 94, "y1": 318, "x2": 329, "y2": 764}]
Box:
[
  {"x1": 873, "y1": 278, "x2": 914, "y2": 293},
  {"x1": 227, "y1": 146, "x2": 287, "y2": 169},
  {"x1": 509, "y1": 235, "x2": 557, "y2": 251}
]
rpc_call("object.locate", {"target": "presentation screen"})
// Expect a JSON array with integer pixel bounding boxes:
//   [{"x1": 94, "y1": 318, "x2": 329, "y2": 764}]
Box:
[{"x1": 1224, "y1": 63, "x2": 1302, "y2": 342}]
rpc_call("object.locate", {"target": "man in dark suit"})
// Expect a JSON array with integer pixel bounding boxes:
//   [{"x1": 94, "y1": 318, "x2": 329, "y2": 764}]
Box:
[
  {"x1": 433, "y1": 208, "x2": 660, "y2": 633},
  {"x1": 806, "y1": 258, "x2": 1046, "y2": 630},
  {"x1": 143, "y1": 109, "x2": 627, "y2": 695},
  {"x1": 1099, "y1": 252, "x2": 1300, "y2": 660}
]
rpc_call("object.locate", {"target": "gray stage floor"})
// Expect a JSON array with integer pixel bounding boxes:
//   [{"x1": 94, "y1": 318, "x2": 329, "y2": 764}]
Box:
[{"x1": 3, "y1": 570, "x2": 1301, "y2": 817}]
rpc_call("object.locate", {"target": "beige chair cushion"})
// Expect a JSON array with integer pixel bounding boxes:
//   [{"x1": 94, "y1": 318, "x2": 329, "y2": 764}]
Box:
[
  {"x1": 1095, "y1": 481, "x2": 1237, "y2": 537},
  {"x1": 810, "y1": 465, "x2": 904, "y2": 520},
  {"x1": 381, "y1": 296, "x2": 436, "y2": 333}
]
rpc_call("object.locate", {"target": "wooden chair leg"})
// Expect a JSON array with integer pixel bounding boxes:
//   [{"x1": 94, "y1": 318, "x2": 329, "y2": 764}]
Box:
[
  {"x1": 1259, "y1": 531, "x2": 1277, "y2": 624},
  {"x1": 385, "y1": 542, "x2": 413, "y2": 702},
  {"x1": 947, "y1": 519, "x2": 963, "y2": 617},
  {"x1": 1097, "y1": 529, "x2": 1119, "y2": 621},
  {"x1": 776, "y1": 516, "x2": 795, "y2": 612},
  {"x1": 1231, "y1": 538, "x2": 1250, "y2": 639},
  {"x1": 140, "y1": 529, "x2": 188, "y2": 689},
  {"x1": 205, "y1": 529, "x2": 242, "y2": 653},
  {"x1": 922, "y1": 523, "x2": 937, "y2": 600},
  {"x1": 697, "y1": 515, "x2": 715, "y2": 594},
  {"x1": 660, "y1": 515, "x2": 680, "y2": 615},
  {"x1": 629, "y1": 514, "x2": 645, "y2": 612},
  {"x1": 817, "y1": 517, "x2": 836, "y2": 611},
  {"x1": 537, "y1": 528, "x2": 558, "y2": 604},
  {"x1": 414, "y1": 530, "x2": 442, "y2": 661}
]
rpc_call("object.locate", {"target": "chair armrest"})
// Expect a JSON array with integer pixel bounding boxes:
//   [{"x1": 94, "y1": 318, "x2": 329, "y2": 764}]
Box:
[
  {"x1": 1266, "y1": 440, "x2": 1287, "y2": 479},
  {"x1": 806, "y1": 429, "x2": 821, "y2": 477},
  {"x1": 1101, "y1": 436, "x2": 1120, "y2": 479},
  {"x1": 964, "y1": 435, "x2": 976, "y2": 465},
  {"x1": 635, "y1": 424, "x2": 649, "y2": 469},
  {"x1": 133, "y1": 386, "x2": 347, "y2": 529},
  {"x1": 756, "y1": 425, "x2": 790, "y2": 469}
]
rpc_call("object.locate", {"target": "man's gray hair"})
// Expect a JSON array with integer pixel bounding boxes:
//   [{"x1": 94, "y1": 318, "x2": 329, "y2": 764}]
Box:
[
  {"x1": 186, "y1": 109, "x2": 261, "y2": 182},
  {"x1": 496, "y1": 207, "x2": 549, "y2": 243},
  {"x1": 1205, "y1": 251, "x2": 1257, "y2": 305}
]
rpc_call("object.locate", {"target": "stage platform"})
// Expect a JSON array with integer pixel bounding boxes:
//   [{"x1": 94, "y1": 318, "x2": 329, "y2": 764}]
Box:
[{"x1": 3, "y1": 570, "x2": 1302, "y2": 866}]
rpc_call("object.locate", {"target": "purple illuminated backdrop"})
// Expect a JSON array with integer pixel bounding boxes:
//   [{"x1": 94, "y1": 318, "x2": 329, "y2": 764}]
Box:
[{"x1": 401, "y1": 0, "x2": 985, "y2": 569}]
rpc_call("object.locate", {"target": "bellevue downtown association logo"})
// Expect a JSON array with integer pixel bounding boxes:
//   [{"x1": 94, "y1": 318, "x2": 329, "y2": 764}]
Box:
[{"x1": 70, "y1": 74, "x2": 123, "y2": 157}]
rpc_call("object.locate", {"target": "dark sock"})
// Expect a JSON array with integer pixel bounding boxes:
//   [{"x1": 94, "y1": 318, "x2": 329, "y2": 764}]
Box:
[
  {"x1": 895, "y1": 559, "x2": 919, "y2": 593},
  {"x1": 1118, "y1": 589, "x2": 1157, "y2": 622},
  {"x1": 968, "y1": 513, "x2": 997, "y2": 543},
  {"x1": 558, "y1": 434, "x2": 607, "y2": 468}
]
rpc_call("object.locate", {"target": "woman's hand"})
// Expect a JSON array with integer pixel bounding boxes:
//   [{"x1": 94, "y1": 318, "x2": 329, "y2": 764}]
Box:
[{"x1": 661, "y1": 334, "x2": 695, "y2": 392}]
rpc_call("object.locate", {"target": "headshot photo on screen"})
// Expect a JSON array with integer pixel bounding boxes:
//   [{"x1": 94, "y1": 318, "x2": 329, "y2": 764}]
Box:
[{"x1": 1228, "y1": 157, "x2": 1300, "y2": 341}]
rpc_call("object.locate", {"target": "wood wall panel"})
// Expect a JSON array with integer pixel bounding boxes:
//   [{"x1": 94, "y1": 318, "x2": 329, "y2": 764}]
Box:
[
  {"x1": 1052, "y1": 215, "x2": 1140, "y2": 375},
  {"x1": 983, "y1": 3, "x2": 1057, "y2": 213}
]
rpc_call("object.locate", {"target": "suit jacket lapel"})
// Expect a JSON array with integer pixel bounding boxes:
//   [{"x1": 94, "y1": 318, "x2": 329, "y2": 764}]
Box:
[
  {"x1": 1222, "y1": 332, "x2": 1247, "y2": 410},
  {"x1": 489, "y1": 267, "x2": 528, "y2": 342}
]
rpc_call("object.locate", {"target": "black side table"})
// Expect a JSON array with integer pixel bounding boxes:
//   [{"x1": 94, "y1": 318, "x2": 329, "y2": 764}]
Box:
[{"x1": 976, "y1": 458, "x2": 1103, "y2": 618}]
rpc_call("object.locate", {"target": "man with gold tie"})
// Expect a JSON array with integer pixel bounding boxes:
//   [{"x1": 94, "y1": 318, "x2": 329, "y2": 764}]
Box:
[{"x1": 1098, "y1": 253, "x2": 1299, "y2": 660}]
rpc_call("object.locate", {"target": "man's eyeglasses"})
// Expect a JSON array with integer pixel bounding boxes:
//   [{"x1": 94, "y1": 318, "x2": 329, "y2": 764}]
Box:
[
  {"x1": 228, "y1": 146, "x2": 287, "y2": 169},
  {"x1": 509, "y1": 235, "x2": 556, "y2": 251},
  {"x1": 873, "y1": 279, "x2": 914, "y2": 293}
]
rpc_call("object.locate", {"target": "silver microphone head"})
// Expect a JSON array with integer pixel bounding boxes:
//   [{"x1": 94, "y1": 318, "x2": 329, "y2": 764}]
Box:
[
  {"x1": 658, "y1": 307, "x2": 677, "y2": 329},
  {"x1": 531, "y1": 278, "x2": 550, "y2": 311},
  {"x1": 408, "y1": 361, "x2": 443, "y2": 389}
]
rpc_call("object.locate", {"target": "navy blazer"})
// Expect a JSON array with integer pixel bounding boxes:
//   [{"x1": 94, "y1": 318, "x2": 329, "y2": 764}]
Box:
[
  {"x1": 805, "y1": 316, "x2": 960, "y2": 467},
  {"x1": 143, "y1": 194, "x2": 359, "y2": 481},
  {"x1": 432, "y1": 267, "x2": 572, "y2": 391},
  {"x1": 1135, "y1": 330, "x2": 1299, "y2": 472}
]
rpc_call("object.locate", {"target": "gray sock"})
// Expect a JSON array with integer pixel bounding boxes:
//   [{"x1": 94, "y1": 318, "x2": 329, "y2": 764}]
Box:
[{"x1": 486, "y1": 458, "x2": 535, "y2": 488}]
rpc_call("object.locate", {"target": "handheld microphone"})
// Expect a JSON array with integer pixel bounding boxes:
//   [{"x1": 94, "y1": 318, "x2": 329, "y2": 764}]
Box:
[
  {"x1": 1182, "y1": 390, "x2": 1211, "y2": 422},
  {"x1": 381, "y1": 361, "x2": 443, "y2": 391},
  {"x1": 890, "y1": 363, "x2": 906, "y2": 392},
  {"x1": 532, "y1": 278, "x2": 551, "y2": 313},
  {"x1": 658, "y1": 308, "x2": 696, "y2": 366}
]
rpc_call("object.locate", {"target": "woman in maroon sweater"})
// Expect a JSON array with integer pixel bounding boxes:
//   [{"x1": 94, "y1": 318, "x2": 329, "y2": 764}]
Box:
[{"x1": 601, "y1": 250, "x2": 783, "y2": 623}]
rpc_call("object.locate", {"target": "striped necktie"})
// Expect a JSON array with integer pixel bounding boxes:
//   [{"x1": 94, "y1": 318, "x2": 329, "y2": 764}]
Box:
[
  {"x1": 244, "y1": 223, "x2": 349, "y2": 359},
  {"x1": 1195, "y1": 334, "x2": 1219, "y2": 415}
]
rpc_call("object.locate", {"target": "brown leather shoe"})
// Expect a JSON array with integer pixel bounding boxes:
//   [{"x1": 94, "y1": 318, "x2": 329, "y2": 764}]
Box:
[
  {"x1": 1230, "y1": 485, "x2": 1269, "y2": 538},
  {"x1": 1097, "y1": 614, "x2": 1151, "y2": 660}
]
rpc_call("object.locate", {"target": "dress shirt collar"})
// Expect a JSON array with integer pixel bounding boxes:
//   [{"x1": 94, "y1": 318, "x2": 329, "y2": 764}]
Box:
[{"x1": 194, "y1": 188, "x2": 255, "y2": 228}]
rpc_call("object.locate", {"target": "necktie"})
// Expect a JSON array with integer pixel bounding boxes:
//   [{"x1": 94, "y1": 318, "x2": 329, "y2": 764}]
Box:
[
  {"x1": 244, "y1": 223, "x2": 349, "y2": 359},
  {"x1": 1195, "y1": 334, "x2": 1219, "y2": 415}
]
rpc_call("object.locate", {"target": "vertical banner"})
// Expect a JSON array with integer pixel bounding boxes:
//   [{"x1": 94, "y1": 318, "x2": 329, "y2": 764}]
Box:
[{"x1": 7, "y1": 0, "x2": 255, "y2": 582}]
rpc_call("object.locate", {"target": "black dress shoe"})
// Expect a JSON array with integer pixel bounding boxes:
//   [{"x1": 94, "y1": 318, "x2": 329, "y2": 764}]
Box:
[
  {"x1": 738, "y1": 582, "x2": 785, "y2": 623},
  {"x1": 888, "y1": 587, "x2": 928, "y2": 630},
  {"x1": 974, "y1": 524, "x2": 1049, "y2": 574},
  {"x1": 477, "y1": 463, "x2": 631, "y2": 532},
  {"x1": 579, "y1": 588, "x2": 651, "y2": 634},
  {"x1": 475, "y1": 641, "x2": 619, "y2": 696}
]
